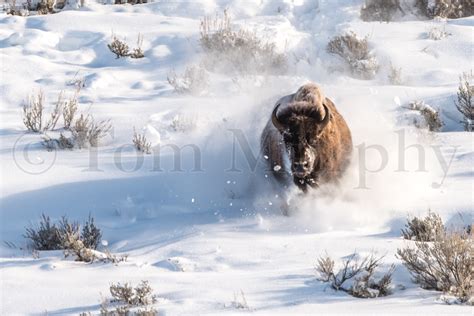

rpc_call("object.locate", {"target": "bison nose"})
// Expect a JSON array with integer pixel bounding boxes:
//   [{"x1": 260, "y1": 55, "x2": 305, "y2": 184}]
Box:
[{"x1": 292, "y1": 162, "x2": 307, "y2": 177}]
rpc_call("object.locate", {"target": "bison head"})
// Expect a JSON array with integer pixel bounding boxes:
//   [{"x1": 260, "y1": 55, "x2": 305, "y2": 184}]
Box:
[{"x1": 272, "y1": 101, "x2": 331, "y2": 179}]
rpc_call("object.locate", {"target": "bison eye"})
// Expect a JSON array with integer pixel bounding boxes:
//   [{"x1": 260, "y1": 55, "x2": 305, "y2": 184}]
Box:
[{"x1": 303, "y1": 161, "x2": 308, "y2": 167}]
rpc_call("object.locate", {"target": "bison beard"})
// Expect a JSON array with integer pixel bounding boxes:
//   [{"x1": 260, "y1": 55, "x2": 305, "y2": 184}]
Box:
[{"x1": 261, "y1": 83, "x2": 353, "y2": 193}]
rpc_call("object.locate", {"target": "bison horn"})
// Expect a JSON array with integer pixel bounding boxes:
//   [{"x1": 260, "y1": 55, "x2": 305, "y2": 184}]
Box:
[
  {"x1": 272, "y1": 104, "x2": 285, "y2": 132},
  {"x1": 319, "y1": 104, "x2": 331, "y2": 128}
]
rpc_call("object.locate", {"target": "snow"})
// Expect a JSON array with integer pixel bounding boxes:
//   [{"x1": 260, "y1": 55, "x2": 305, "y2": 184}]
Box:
[{"x1": 0, "y1": 0, "x2": 473, "y2": 315}]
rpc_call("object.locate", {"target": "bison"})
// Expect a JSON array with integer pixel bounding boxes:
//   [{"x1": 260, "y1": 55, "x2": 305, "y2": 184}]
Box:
[{"x1": 261, "y1": 83, "x2": 353, "y2": 192}]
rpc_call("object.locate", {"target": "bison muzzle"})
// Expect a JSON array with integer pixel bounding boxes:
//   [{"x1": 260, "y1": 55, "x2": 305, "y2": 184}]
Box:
[{"x1": 261, "y1": 83, "x2": 353, "y2": 192}]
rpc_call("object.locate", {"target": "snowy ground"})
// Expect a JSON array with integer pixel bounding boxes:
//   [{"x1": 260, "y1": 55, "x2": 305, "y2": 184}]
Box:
[{"x1": 0, "y1": 0, "x2": 473, "y2": 315}]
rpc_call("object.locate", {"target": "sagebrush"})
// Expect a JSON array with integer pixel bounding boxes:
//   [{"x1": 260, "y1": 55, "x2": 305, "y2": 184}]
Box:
[
  {"x1": 401, "y1": 212, "x2": 445, "y2": 241},
  {"x1": 230, "y1": 290, "x2": 249, "y2": 310},
  {"x1": 101, "y1": 281, "x2": 157, "y2": 315},
  {"x1": 24, "y1": 214, "x2": 62, "y2": 250},
  {"x1": 108, "y1": 36, "x2": 130, "y2": 58},
  {"x1": 360, "y1": 0, "x2": 403, "y2": 22},
  {"x1": 408, "y1": 100, "x2": 443, "y2": 132},
  {"x1": 71, "y1": 114, "x2": 112, "y2": 148},
  {"x1": 167, "y1": 65, "x2": 209, "y2": 96},
  {"x1": 416, "y1": 0, "x2": 474, "y2": 19},
  {"x1": 388, "y1": 64, "x2": 402, "y2": 85},
  {"x1": 316, "y1": 252, "x2": 394, "y2": 298},
  {"x1": 25, "y1": 213, "x2": 101, "y2": 251},
  {"x1": 108, "y1": 34, "x2": 145, "y2": 59},
  {"x1": 327, "y1": 32, "x2": 379, "y2": 79},
  {"x1": 23, "y1": 90, "x2": 61, "y2": 132},
  {"x1": 63, "y1": 87, "x2": 80, "y2": 129},
  {"x1": 455, "y1": 71, "x2": 473, "y2": 131},
  {"x1": 199, "y1": 10, "x2": 286, "y2": 75},
  {"x1": 428, "y1": 25, "x2": 449, "y2": 40},
  {"x1": 397, "y1": 230, "x2": 472, "y2": 304},
  {"x1": 132, "y1": 129, "x2": 152, "y2": 154}
]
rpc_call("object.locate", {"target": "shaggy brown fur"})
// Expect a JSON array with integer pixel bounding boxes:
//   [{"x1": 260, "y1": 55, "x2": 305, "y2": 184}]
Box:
[{"x1": 261, "y1": 83, "x2": 353, "y2": 192}]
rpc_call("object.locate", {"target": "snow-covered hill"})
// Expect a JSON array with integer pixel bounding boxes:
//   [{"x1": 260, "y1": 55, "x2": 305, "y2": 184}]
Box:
[{"x1": 0, "y1": 0, "x2": 472, "y2": 314}]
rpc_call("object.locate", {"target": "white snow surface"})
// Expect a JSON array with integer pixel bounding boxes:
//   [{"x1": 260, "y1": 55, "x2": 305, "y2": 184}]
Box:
[{"x1": 0, "y1": 0, "x2": 473, "y2": 315}]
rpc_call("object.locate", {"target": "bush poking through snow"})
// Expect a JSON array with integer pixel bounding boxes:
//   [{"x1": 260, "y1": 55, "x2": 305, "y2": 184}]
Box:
[
  {"x1": 428, "y1": 25, "x2": 449, "y2": 40},
  {"x1": 5, "y1": 0, "x2": 28, "y2": 16},
  {"x1": 25, "y1": 214, "x2": 125, "y2": 263},
  {"x1": 408, "y1": 100, "x2": 443, "y2": 132},
  {"x1": 25, "y1": 214, "x2": 102, "y2": 249},
  {"x1": 327, "y1": 32, "x2": 379, "y2": 79},
  {"x1": 167, "y1": 65, "x2": 210, "y2": 95},
  {"x1": 22, "y1": 91, "x2": 45, "y2": 132},
  {"x1": 108, "y1": 34, "x2": 145, "y2": 59},
  {"x1": 36, "y1": 0, "x2": 55, "y2": 15},
  {"x1": 199, "y1": 10, "x2": 287, "y2": 75},
  {"x1": 133, "y1": 129, "x2": 152, "y2": 154},
  {"x1": 397, "y1": 230, "x2": 473, "y2": 304},
  {"x1": 24, "y1": 214, "x2": 63, "y2": 250},
  {"x1": 416, "y1": 0, "x2": 474, "y2": 19},
  {"x1": 23, "y1": 90, "x2": 62, "y2": 133},
  {"x1": 42, "y1": 133, "x2": 75, "y2": 151},
  {"x1": 101, "y1": 281, "x2": 157, "y2": 315},
  {"x1": 388, "y1": 64, "x2": 402, "y2": 85},
  {"x1": 108, "y1": 36, "x2": 130, "y2": 58},
  {"x1": 82, "y1": 213, "x2": 103, "y2": 250},
  {"x1": 230, "y1": 290, "x2": 250, "y2": 310},
  {"x1": 71, "y1": 114, "x2": 112, "y2": 148},
  {"x1": 130, "y1": 34, "x2": 145, "y2": 59},
  {"x1": 63, "y1": 88, "x2": 80, "y2": 130},
  {"x1": 455, "y1": 70, "x2": 474, "y2": 131},
  {"x1": 62, "y1": 229, "x2": 97, "y2": 263},
  {"x1": 316, "y1": 253, "x2": 394, "y2": 298},
  {"x1": 169, "y1": 114, "x2": 197, "y2": 133},
  {"x1": 360, "y1": 0, "x2": 403, "y2": 22},
  {"x1": 401, "y1": 212, "x2": 445, "y2": 241}
]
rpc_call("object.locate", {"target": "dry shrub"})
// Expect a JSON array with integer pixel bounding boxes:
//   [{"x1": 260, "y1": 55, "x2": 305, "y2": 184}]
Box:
[
  {"x1": 428, "y1": 25, "x2": 450, "y2": 40},
  {"x1": 169, "y1": 114, "x2": 197, "y2": 133},
  {"x1": 231, "y1": 290, "x2": 249, "y2": 310},
  {"x1": 24, "y1": 213, "x2": 102, "y2": 251},
  {"x1": 22, "y1": 91, "x2": 45, "y2": 132},
  {"x1": 132, "y1": 129, "x2": 151, "y2": 154},
  {"x1": 108, "y1": 34, "x2": 144, "y2": 59},
  {"x1": 108, "y1": 36, "x2": 129, "y2": 58},
  {"x1": 130, "y1": 34, "x2": 145, "y2": 59},
  {"x1": 23, "y1": 90, "x2": 62, "y2": 132},
  {"x1": 62, "y1": 229, "x2": 96, "y2": 263},
  {"x1": 63, "y1": 88, "x2": 80, "y2": 130},
  {"x1": 24, "y1": 214, "x2": 62, "y2": 250},
  {"x1": 42, "y1": 133, "x2": 75, "y2": 151},
  {"x1": 408, "y1": 100, "x2": 443, "y2": 132},
  {"x1": 113, "y1": 0, "x2": 149, "y2": 4},
  {"x1": 316, "y1": 252, "x2": 394, "y2": 298},
  {"x1": 388, "y1": 64, "x2": 402, "y2": 85},
  {"x1": 199, "y1": 10, "x2": 287, "y2": 75},
  {"x1": 327, "y1": 32, "x2": 379, "y2": 79},
  {"x1": 416, "y1": 0, "x2": 474, "y2": 19},
  {"x1": 82, "y1": 213, "x2": 103, "y2": 250},
  {"x1": 397, "y1": 231, "x2": 473, "y2": 304},
  {"x1": 360, "y1": 0, "x2": 403, "y2": 22},
  {"x1": 71, "y1": 114, "x2": 112, "y2": 148},
  {"x1": 6, "y1": 0, "x2": 28, "y2": 16},
  {"x1": 101, "y1": 281, "x2": 157, "y2": 315},
  {"x1": 25, "y1": 214, "x2": 126, "y2": 263},
  {"x1": 167, "y1": 65, "x2": 209, "y2": 96},
  {"x1": 401, "y1": 212, "x2": 445, "y2": 241},
  {"x1": 455, "y1": 70, "x2": 473, "y2": 131},
  {"x1": 36, "y1": 0, "x2": 55, "y2": 15}
]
